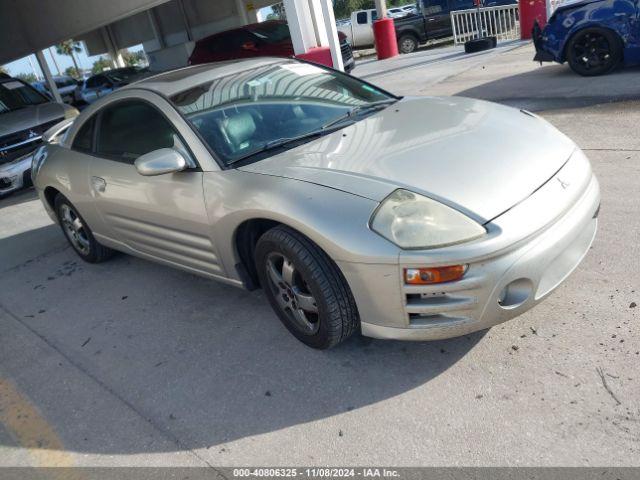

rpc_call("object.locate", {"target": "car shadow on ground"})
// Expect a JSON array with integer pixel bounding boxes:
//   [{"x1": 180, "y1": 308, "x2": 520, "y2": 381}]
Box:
[
  {"x1": 0, "y1": 222, "x2": 486, "y2": 455},
  {"x1": 0, "y1": 187, "x2": 38, "y2": 209},
  {"x1": 454, "y1": 63, "x2": 640, "y2": 112}
]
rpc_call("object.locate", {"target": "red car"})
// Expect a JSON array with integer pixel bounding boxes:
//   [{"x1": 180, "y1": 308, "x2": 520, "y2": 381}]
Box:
[{"x1": 189, "y1": 20, "x2": 355, "y2": 73}]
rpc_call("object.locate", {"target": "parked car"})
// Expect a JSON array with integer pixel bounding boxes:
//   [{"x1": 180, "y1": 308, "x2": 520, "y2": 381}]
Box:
[
  {"x1": 0, "y1": 76, "x2": 78, "y2": 195},
  {"x1": 33, "y1": 58, "x2": 599, "y2": 349},
  {"x1": 388, "y1": 6, "x2": 411, "y2": 17},
  {"x1": 32, "y1": 75, "x2": 81, "y2": 104},
  {"x1": 188, "y1": 20, "x2": 356, "y2": 73},
  {"x1": 533, "y1": 0, "x2": 639, "y2": 76},
  {"x1": 78, "y1": 67, "x2": 149, "y2": 104}
]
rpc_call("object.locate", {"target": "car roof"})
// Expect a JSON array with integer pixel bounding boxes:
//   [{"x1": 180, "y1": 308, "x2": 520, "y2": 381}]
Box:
[{"x1": 124, "y1": 57, "x2": 288, "y2": 98}]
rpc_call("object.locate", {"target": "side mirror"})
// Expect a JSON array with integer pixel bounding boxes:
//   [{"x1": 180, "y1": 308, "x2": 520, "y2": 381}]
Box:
[{"x1": 134, "y1": 148, "x2": 187, "y2": 176}]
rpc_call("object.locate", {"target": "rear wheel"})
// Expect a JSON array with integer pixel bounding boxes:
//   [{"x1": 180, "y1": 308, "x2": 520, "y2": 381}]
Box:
[
  {"x1": 54, "y1": 195, "x2": 114, "y2": 263},
  {"x1": 255, "y1": 226, "x2": 359, "y2": 349},
  {"x1": 566, "y1": 28, "x2": 622, "y2": 76},
  {"x1": 398, "y1": 34, "x2": 418, "y2": 54}
]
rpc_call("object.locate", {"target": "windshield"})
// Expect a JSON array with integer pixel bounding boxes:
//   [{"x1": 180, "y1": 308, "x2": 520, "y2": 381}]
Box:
[
  {"x1": 170, "y1": 61, "x2": 395, "y2": 166},
  {"x1": 0, "y1": 80, "x2": 49, "y2": 114}
]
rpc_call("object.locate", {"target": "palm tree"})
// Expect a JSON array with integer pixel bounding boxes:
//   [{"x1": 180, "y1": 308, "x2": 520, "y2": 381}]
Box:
[{"x1": 56, "y1": 40, "x2": 82, "y2": 76}]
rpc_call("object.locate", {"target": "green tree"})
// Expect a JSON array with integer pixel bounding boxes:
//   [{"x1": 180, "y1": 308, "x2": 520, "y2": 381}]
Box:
[
  {"x1": 92, "y1": 57, "x2": 111, "y2": 74},
  {"x1": 56, "y1": 40, "x2": 82, "y2": 75},
  {"x1": 120, "y1": 49, "x2": 139, "y2": 67},
  {"x1": 16, "y1": 72, "x2": 37, "y2": 83},
  {"x1": 65, "y1": 66, "x2": 81, "y2": 78},
  {"x1": 0, "y1": 65, "x2": 8, "y2": 75}
]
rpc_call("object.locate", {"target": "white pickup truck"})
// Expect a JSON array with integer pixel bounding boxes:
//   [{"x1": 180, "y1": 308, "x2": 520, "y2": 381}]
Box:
[{"x1": 336, "y1": 9, "x2": 379, "y2": 48}]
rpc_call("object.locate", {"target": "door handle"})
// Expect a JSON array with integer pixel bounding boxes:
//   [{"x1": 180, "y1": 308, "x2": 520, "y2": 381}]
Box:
[
  {"x1": 91, "y1": 176, "x2": 106, "y2": 193},
  {"x1": 428, "y1": 17, "x2": 436, "y2": 21}
]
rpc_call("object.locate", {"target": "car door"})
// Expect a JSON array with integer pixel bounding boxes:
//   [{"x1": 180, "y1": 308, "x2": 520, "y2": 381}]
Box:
[
  {"x1": 422, "y1": 0, "x2": 453, "y2": 37},
  {"x1": 352, "y1": 10, "x2": 375, "y2": 46},
  {"x1": 87, "y1": 96, "x2": 222, "y2": 278},
  {"x1": 82, "y1": 75, "x2": 110, "y2": 103}
]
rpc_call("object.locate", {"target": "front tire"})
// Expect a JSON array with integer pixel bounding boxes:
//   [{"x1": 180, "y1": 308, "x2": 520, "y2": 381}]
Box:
[
  {"x1": 255, "y1": 226, "x2": 359, "y2": 349},
  {"x1": 566, "y1": 28, "x2": 622, "y2": 76},
  {"x1": 54, "y1": 194, "x2": 114, "y2": 263}
]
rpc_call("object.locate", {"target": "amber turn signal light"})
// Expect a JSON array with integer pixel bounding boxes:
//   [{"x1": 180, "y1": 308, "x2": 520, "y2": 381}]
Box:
[{"x1": 404, "y1": 265, "x2": 467, "y2": 285}]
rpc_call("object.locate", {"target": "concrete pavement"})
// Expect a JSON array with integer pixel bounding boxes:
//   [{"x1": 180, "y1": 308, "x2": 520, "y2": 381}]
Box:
[{"x1": 0, "y1": 43, "x2": 638, "y2": 467}]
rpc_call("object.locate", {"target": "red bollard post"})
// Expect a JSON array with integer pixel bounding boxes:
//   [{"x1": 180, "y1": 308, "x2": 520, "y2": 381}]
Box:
[
  {"x1": 373, "y1": 17, "x2": 399, "y2": 60},
  {"x1": 519, "y1": 0, "x2": 548, "y2": 39}
]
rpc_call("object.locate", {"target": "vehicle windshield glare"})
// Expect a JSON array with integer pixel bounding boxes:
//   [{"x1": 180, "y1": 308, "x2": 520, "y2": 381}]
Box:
[
  {"x1": 247, "y1": 22, "x2": 291, "y2": 43},
  {"x1": 0, "y1": 80, "x2": 48, "y2": 114},
  {"x1": 170, "y1": 61, "x2": 395, "y2": 165}
]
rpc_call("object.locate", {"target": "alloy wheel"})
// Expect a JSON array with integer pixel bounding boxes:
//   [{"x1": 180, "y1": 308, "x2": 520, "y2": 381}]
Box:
[
  {"x1": 265, "y1": 252, "x2": 319, "y2": 334},
  {"x1": 572, "y1": 32, "x2": 612, "y2": 71},
  {"x1": 60, "y1": 204, "x2": 91, "y2": 255}
]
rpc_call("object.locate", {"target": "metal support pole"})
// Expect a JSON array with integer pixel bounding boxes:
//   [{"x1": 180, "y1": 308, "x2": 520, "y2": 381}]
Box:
[
  {"x1": 147, "y1": 10, "x2": 166, "y2": 49},
  {"x1": 35, "y1": 50, "x2": 63, "y2": 103},
  {"x1": 319, "y1": 0, "x2": 344, "y2": 71},
  {"x1": 177, "y1": 0, "x2": 193, "y2": 42},
  {"x1": 374, "y1": 0, "x2": 387, "y2": 18}
]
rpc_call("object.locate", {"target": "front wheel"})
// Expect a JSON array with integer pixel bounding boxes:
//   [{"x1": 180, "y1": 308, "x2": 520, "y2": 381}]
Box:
[
  {"x1": 255, "y1": 226, "x2": 359, "y2": 349},
  {"x1": 398, "y1": 35, "x2": 418, "y2": 54},
  {"x1": 566, "y1": 28, "x2": 622, "y2": 76},
  {"x1": 54, "y1": 194, "x2": 114, "y2": 263}
]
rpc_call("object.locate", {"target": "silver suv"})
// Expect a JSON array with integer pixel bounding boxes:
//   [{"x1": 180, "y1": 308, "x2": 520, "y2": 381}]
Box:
[{"x1": 0, "y1": 76, "x2": 78, "y2": 196}]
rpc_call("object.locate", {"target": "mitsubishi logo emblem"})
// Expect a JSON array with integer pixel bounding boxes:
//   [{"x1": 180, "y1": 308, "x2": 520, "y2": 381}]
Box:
[
  {"x1": 27, "y1": 129, "x2": 39, "y2": 139},
  {"x1": 557, "y1": 177, "x2": 570, "y2": 189}
]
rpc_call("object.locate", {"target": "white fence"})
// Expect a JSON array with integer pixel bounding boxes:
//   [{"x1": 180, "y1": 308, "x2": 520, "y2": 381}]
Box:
[{"x1": 451, "y1": 4, "x2": 521, "y2": 45}]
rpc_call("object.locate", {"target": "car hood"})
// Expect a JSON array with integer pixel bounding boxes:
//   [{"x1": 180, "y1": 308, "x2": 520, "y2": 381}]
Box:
[
  {"x1": 239, "y1": 96, "x2": 576, "y2": 223},
  {"x1": 0, "y1": 102, "x2": 72, "y2": 137}
]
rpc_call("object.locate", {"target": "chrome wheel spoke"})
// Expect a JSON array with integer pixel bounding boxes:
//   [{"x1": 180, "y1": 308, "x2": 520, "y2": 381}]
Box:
[
  {"x1": 72, "y1": 217, "x2": 83, "y2": 232},
  {"x1": 266, "y1": 258, "x2": 284, "y2": 287},
  {"x1": 281, "y1": 260, "x2": 295, "y2": 285},
  {"x1": 291, "y1": 307, "x2": 316, "y2": 332},
  {"x1": 293, "y1": 289, "x2": 318, "y2": 314}
]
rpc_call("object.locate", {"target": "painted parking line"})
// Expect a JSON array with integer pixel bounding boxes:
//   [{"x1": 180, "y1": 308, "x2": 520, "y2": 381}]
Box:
[{"x1": 0, "y1": 377, "x2": 75, "y2": 470}]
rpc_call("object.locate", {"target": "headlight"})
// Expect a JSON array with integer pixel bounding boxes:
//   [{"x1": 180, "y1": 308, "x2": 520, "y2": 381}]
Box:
[{"x1": 370, "y1": 189, "x2": 486, "y2": 249}]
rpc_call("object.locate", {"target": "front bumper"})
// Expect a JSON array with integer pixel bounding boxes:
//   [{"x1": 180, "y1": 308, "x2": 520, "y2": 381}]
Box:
[
  {"x1": 0, "y1": 153, "x2": 32, "y2": 196},
  {"x1": 533, "y1": 20, "x2": 556, "y2": 63},
  {"x1": 339, "y1": 152, "x2": 600, "y2": 341}
]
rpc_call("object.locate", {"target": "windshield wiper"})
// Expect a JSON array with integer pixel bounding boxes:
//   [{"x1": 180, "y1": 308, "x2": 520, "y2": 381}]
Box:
[
  {"x1": 227, "y1": 126, "x2": 339, "y2": 166},
  {"x1": 321, "y1": 99, "x2": 396, "y2": 130}
]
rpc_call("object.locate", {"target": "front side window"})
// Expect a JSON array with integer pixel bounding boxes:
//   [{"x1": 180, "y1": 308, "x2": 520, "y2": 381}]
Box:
[
  {"x1": 0, "y1": 80, "x2": 48, "y2": 114},
  {"x1": 96, "y1": 101, "x2": 184, "y2": 162},
  {"x1": 72, "y1": 116, "x2": 95, "y2": 153},
  {"x1": 170, "y1": 61, "x2": 396, "y2": 166},
  {"x1": 356, "y1": 11, "x2": 368, "y2": 24}
]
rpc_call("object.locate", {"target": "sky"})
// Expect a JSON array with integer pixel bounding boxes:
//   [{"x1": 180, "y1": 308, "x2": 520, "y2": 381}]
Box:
[{"x1": 2, "y1": 43, "x2": 144, "y2": 79}]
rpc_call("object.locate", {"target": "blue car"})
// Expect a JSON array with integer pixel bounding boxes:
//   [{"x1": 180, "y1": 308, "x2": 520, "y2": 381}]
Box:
[{"x1": 533, "y1": 0, "x2": 640, "y2": 75}]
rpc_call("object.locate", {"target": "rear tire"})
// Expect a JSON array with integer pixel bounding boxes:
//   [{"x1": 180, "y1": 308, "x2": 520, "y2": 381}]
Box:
[
  {"x1": 54, "y1": 194, "x2": 114, "y2": 263},
  {"x1": 566, "y1": 27, "x2": 622, "y2": 76},
  {"x1": 255, "y1": 226, "x2": 359, "y2": 349},
  {"x1": 398, "y1": 34, "x2": 419, "y2": 54}
]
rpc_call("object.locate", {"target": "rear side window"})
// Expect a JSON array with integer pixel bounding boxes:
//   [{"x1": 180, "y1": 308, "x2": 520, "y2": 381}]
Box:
[
  {"x1": 96, "y1": 101, "x2": 180, "y2": 162},
  {"x1": 72, "y1": 117, "x2": 95, "y2": 153}
]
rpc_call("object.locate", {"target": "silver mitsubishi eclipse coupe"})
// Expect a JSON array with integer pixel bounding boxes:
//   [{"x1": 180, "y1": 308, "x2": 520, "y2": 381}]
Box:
[{"x1": 32, "y1": 58, "x2": 600, "y2": 349}]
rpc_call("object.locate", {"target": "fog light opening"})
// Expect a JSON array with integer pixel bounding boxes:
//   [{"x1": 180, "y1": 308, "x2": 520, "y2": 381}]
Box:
[{"x1": 497, "y1": 278, "x2": 533, "y2": 309}]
